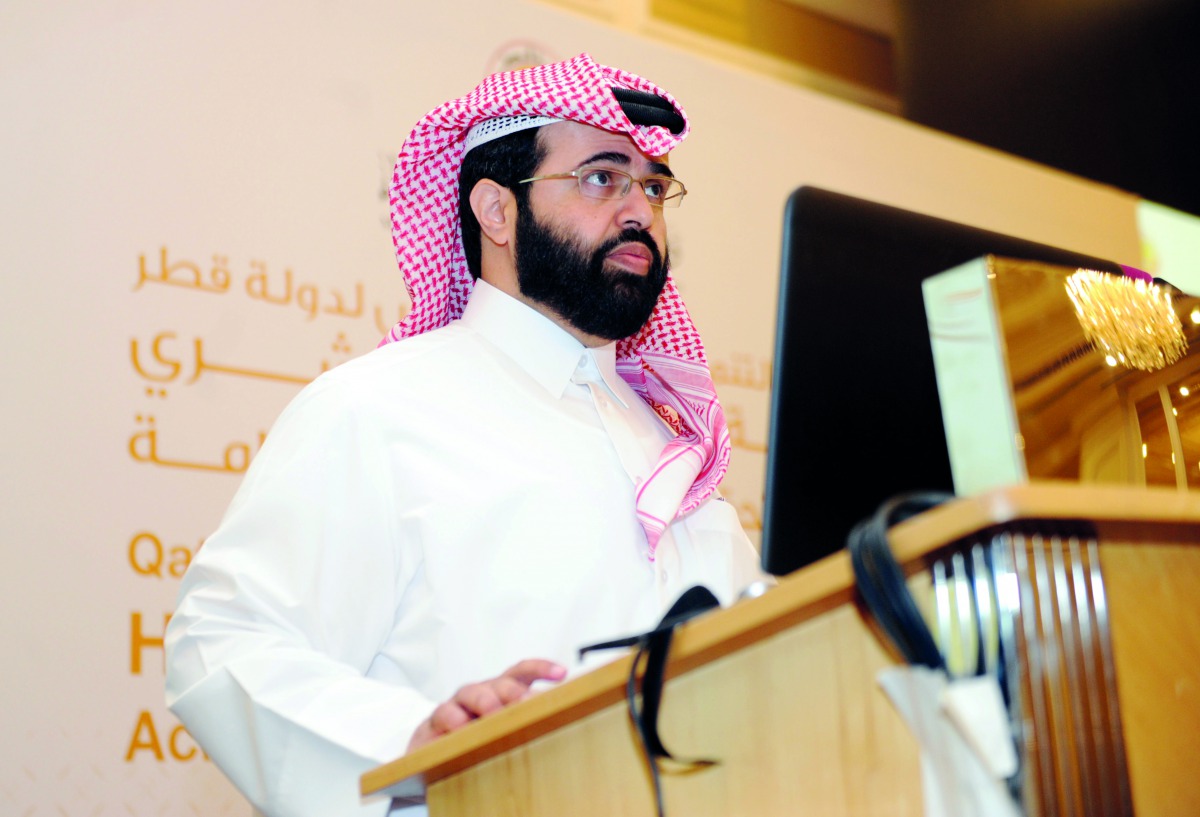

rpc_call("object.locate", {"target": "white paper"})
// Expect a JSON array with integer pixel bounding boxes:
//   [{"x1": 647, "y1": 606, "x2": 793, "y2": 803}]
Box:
[{"x1": 878, "y1": 667, "x2": 1022, "y2": 817}]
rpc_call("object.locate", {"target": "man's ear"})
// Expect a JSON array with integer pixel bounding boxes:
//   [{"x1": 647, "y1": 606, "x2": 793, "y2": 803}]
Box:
[{"x1": 469, "y1": 179, "x2": 516, "y2": 249}]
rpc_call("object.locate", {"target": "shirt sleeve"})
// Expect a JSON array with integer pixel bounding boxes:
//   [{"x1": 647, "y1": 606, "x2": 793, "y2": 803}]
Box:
[{"x1": 165, "y1": 376, "x2": 433, "y2": 817}]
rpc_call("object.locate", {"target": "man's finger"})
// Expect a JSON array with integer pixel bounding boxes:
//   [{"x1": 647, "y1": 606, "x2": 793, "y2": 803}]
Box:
[
  {"x1": 412, "y1": 659, "x2": 569, "y2": 752},
  {"x1": 454, "y1": 682, "x2": 506, "y2": 718},
  {"x1": 489, "y1": 675, "x2": 530, "y2": 705},
  {"x1": 501, "y1": 659, "x2": 568, "y2": 686},
  {"x1": 428, "y1": 700, "x2": 472, "y2": 735}
]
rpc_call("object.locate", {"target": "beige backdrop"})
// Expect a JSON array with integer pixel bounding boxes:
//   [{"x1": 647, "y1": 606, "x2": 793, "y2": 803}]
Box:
[{"x1": 1, "y1": 1, "x2": 1145, "y2": 814}]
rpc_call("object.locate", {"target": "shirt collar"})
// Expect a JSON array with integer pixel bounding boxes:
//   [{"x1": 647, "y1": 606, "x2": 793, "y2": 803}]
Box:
[
  {"x1": 580, "y1": 341, "x2": 630, "y2": 408},
  {"x1": 460, "y1": 280, "x2": 626, "y2": 403}
]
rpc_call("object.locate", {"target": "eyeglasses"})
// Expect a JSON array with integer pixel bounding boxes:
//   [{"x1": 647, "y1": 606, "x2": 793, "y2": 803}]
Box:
[{"x1": 519, "y1": 165, "x2": 687, "y2": 208}]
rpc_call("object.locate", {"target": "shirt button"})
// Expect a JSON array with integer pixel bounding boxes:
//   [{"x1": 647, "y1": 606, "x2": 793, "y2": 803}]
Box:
[{"x1": 659, "y1": 570, "x2": 669, "y2": 585}]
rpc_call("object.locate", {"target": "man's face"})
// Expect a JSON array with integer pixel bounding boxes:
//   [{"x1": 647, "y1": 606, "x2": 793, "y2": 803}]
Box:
[{"x1": 514, "y1": 122, "x2": 672, "y2": 342}]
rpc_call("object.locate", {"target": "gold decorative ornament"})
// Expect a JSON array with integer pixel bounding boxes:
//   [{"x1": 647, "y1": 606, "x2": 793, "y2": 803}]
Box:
[{"x1": 1065, "y1": 269, "x2": 1187, "y2": 371}]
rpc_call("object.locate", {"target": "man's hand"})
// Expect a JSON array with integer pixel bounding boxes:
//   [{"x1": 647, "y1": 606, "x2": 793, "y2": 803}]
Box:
[{"x1": 408, "y1": 659, "x2": 567, "y2": 752}]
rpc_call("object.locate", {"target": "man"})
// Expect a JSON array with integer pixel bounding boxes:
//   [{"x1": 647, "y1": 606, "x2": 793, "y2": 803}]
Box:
[{"x1": 165, "y1": 53, "x2": 765, "y2": 817}]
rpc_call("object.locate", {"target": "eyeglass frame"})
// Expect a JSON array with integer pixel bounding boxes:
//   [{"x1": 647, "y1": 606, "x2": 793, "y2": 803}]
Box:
[{"x1": 518, "y1": 165, "x2": 688, "y2": 208}]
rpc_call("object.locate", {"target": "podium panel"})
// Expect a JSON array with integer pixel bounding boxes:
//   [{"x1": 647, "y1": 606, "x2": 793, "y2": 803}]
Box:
[
  {"x1": 1102, "y1": 539, "x2": 1200, "y2": 816},
  {"x1": 427, "y1": 605, "x2": 921, "y2": 817},
  {"x1": 364, "y1": 484, "x2": 1200, "y2": 817}
]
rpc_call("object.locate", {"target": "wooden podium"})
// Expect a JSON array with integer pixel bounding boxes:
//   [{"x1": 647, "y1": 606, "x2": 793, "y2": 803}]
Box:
[{"x1": 362, "y1": 484, "x2": 1200, "y2": 816}]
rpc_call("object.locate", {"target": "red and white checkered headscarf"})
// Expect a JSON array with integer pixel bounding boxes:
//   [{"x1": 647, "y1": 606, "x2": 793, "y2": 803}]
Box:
[{"x1": 380, "y1": 53, "x2": 731, "y2": 556}]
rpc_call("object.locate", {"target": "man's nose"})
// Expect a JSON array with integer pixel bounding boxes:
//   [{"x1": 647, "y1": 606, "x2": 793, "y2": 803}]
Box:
[{"x1": 616, "y1": 181, "x2": 656, "y2": 230}]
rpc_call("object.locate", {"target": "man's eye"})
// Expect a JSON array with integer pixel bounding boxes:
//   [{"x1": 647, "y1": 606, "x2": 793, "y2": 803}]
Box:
[
  {"x1": 581, "y1": 169, "x2": 618, "y2": 188},
  {"x1": 643, "y1": 178, "x2": 669, "y2": 200}
]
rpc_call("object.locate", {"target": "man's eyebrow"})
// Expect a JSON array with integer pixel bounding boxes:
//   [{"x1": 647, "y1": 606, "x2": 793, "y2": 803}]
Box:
[{"x1": 578, "y1": 150, "x2": 675, "y2": 178}]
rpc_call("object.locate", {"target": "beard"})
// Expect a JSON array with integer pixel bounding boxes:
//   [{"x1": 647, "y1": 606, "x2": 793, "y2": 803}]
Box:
[{"x1": 514, "y1": 203, "x2": 669, "y2": 341}]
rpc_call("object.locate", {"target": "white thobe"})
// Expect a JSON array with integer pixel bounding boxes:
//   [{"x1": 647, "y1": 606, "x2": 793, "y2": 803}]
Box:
[{"x1": 165, "y1": 281, "x2": 766, "y2": 817}]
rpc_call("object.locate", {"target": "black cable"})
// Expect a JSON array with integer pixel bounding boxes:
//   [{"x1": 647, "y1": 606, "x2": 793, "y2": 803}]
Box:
[
  {"x1": 848, "y1": 491, "x2": 953, "y2": 669},
  {"x1": 580, "y1": 586, "x2": 721, "y2": 817},
  {"x1": 626, "y1": 645, "x2": 666, "y2": 817}
]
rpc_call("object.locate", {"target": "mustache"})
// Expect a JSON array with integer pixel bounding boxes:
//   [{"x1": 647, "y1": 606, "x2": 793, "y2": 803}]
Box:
[{"x1": 596, "y1": 228, "x2": 665, "y2": 270}]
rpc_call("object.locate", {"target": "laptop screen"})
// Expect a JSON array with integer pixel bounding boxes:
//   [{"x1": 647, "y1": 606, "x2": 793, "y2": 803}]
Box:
[{"x1": 760, "y1": 187, "x2": 1120, "y2": 576}]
